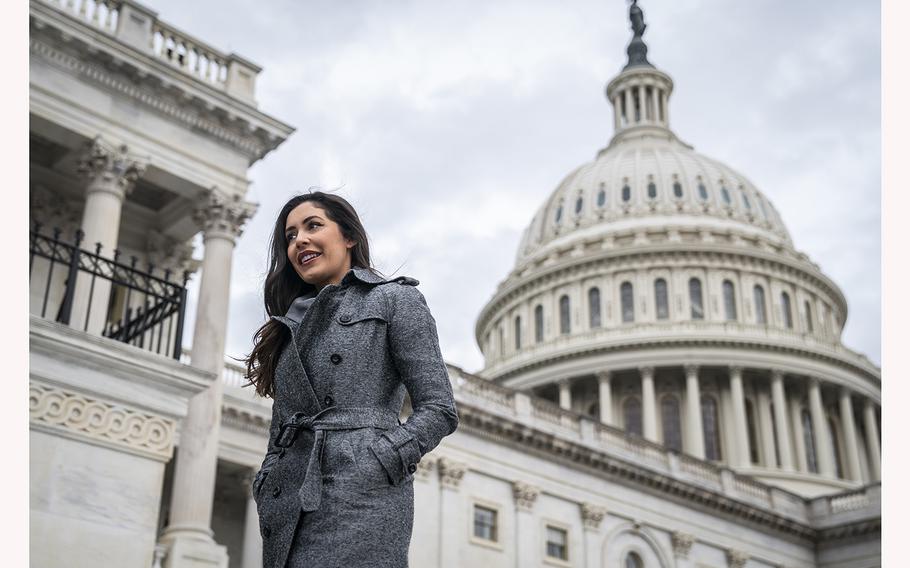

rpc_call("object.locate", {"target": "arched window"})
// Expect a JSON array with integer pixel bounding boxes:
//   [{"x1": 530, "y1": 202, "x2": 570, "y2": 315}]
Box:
[
  {"x1": 721, "y1": 185, "x2": 732, "y2": 205},
  {"x1": 745, "y1": 399, "x2": 760, "y2": 464},
  {"x1": 625, "y1": 551, "x2": 644, "y2": 568},
  {"x1": 723, "y1": 280, "x2": 737, "y2": 321},
  {"x1": 661, "y1": 395, "x2": 682, "y2": 452},
  {"x1": 742, "y1": 191, "x2": 751, "y2": 210},
  {"x1": 804, "y1": 301, "x2": 814, "y2": 333},
  {"x1": 623, "y1": 397, "x2": 643, "y2": 437},
  {"x1": 673, "y1": 181, "x2": 683, "y2": 198},
  {"x1": 514, "y1": 315, "x2": 521, "y2": 350},
  {"x1": 654, "y1": 278, "x2": 669, "y2": 320},
  {"x1": 554, "y1": 205, "x2": 562, "y2": 224},
  {"x1": 701, "y1": 395, "x2": 722, "y2": 461},
  {"x1": 575, "y1": 196, "x2": 583, "y2": 215},
  {"x1": 622, "y1": 184, "x2": 631, "y2": 202},
  {"x1": 597, "y1": 187, "x2": 606, "y2": 207},
  {"x1": 698, "y1": 182, "x2": 708, "y2": 201},
  {"x1": 802, "y1": 408, "x2": 819, "y2": 473},
  {"x1": 588, "y1": 287, "x2": 601, "y2": 328},
  {"x1": 647, "y1": 181, "x2": 657, "y2": 199},
  {"x1": 781, "y1": 292, "x2": 793, "y2": 328},
  {"x1": 757, "y1": 195, "x2": 769, "y2": 218},
  {"x1": 559, "y1": 295, "x2": 570, "y2": 334},
  {"x1": 829, "y1": 417, "x2": 844, "y2": 479},
  {"x1": 621, "y1": 282, "x2": 635, "y2": 322},
  {"x1": 753, "y1": 285, "x2": 767, "y2": 324},
  {"x1": 689, "y1": 278, "x2": 704, "y2": 320},
  {"x1": 534, "y1": 305, "x2": 544, "y2": 343}
]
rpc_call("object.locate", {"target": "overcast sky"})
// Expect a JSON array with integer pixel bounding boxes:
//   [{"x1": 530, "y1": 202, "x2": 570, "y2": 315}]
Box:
[{"x1": 157, "y1": 0, "x2": 881, "y2": 371}]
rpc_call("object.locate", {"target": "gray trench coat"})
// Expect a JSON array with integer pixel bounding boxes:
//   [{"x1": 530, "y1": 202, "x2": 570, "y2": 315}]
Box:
[{"x1": 251, "y1": 266, "x2": 459, "y2": 568}]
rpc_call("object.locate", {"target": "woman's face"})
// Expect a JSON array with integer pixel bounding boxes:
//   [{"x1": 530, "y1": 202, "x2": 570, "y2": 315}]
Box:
[{"x1": 284, "y1": 201, "x2": 355, "y2": 291}]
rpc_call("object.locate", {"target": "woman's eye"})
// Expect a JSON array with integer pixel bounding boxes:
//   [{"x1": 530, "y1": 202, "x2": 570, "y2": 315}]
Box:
[{"x1": 308, "y1": 222, "x2": 321, "y2": 229}]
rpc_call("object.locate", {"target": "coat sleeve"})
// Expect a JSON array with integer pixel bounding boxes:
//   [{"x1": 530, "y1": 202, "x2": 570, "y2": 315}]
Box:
[
  {"x1": 368, "y1": 283, "x2": 459, "y2": 485},
  {"x1": 252, "y1": 399, "x2": 282, "y2": 500}
]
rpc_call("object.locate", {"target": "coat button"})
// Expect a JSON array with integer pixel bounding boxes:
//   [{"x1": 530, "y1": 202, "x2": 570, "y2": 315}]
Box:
[
  {"x1": 340, "y1": 314, "x2": 351, "y2": 323},
  {"x1": 324, "y1": 395, "x2": 334, "y2": 407},
  {"x1": 407, "y1": 463, "x2": 417, "y2": 474},
  {"x1": 263, "y1": 524, "x2": 271, "y2": 538},
  {"x1": 330, "y1": 353, "x2": 342, "y2": 364},
  {"x1": 272, "y1": 485, "x2": 281, "y2": 497}
]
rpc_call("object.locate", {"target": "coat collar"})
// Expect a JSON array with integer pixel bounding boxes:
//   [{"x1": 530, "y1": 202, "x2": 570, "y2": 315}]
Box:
[{"x1": 270, "y1": 266, "x2": 388, "y2": 326}]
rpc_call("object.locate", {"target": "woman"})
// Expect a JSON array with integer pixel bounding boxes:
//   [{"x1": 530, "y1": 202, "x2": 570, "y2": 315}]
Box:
[{"x1": 243, "y1": 191, "x2": 459, "y2": 568}]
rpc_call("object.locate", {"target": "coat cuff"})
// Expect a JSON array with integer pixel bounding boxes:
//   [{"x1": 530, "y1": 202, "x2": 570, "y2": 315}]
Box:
[{"x1": 368, "y1": 429, "x2": 421, "y2": 486}]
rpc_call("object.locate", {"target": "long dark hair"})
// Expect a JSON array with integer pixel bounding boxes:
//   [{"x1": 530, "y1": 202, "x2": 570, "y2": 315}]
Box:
[{"x1": 240, "y1": 190, "x2": 383, "y2": 398}]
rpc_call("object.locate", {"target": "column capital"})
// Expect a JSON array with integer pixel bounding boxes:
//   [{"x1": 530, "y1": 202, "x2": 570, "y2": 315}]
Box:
[
  {"x1": 596, "y1": 370, "x2": 612, "y2": 382},
  {"x1": 726, "y1": 548, "x2": 749, "y2": 568},
  {"x1": 729, "y1": 365, "x2": 744, "y2": 377},
  {"x1": 192, "y1": 189, "x2": 257, "y2": 241},
  {"x1": 807, "y1": 376, "x2": 821, "y2": 389},
  {"x1": 838, "y1": 385, "x2": 853, "y2": 399},
  {"x1": 639, "y1": 366, "x2": 655, "y2": 378},
  {"x1": 671, "y1": 531, "x2": 695, "y2": 559},
  {"x1": 437, "y1": 457, "x2": 467, "y2": 490},
  {"x1": 511, "y1": 480, "x2": 540, "y2": 512},
  {"x1": 770, "y1": 368, "x2": 786, "y2": 381},
  {"x1": 557, "y1": 378, "x2": 572, "y2": 387},
  {"x1": 684, "y1": 364, "x2": 699, "y2": 377},
  {"x1": 77, "y1": 136, "x2": 146, "y2": 199},
  {"x1": 580, "y1": 503, "x2": 606, "y2": 530}
]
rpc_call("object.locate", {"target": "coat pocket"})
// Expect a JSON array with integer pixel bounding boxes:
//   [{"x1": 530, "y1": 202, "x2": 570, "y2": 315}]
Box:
[{"x1": 353, "y1": 428, "x2": 394, "y2": 490}]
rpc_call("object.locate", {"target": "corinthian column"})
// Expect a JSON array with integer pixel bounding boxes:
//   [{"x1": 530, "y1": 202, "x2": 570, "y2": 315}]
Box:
[
  {"x1": 808, "y1": 378, "x2": 836, "y2": 477},
  {"x1": 863, "y1": 399, "x2": 881, "y2": 481},
  {"x1": 438, "y1": 458, "x2": 467, "y2": 568},
  {"x1": 597, "y1": 371, "x2": 613, "y2": 426},
  {"x1": 770, "y1": 370, "x2": 794, "y2": 471},
  {"x1": 240, "y1": 471, "x2": 263, "y2": 568},
  {"x1": 640, "y1": 366, "x2": 657, "y2": 442},
  {"x1": 838, "y1": 388, "x2": 862, "y2": 482},
  {"x1": 158, "y1": 190, "x2": 256, "y2": 567},
  {"x1": 729, "y1": 367, "x2": 751, "y2": 467},
  {"x1": 70, "y1": 137, "x2": 145, "y2": 333},
  {"x1": 512, "y1": 481, "x2": 541, "y2": 568},
  {"x1": 684, "y1": 365, "x2": 705, "y2": 459}
]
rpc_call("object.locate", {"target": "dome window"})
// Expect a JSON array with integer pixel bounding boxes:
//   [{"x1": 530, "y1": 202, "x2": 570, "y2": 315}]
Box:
[
  {"x1": 597, "y1": 189, "x2": 606, "y2": 207},
  {"x1": 623, "y1": 397, "x2": 643, "y2": 436},
  {"x1": 554, "y1": 205, "x2": 563, "y2": 224},
  {"x1": 723, "y1": 280, "x2": 737, "y2": 321},
  {"x1": 514, "y1": 315, "x2": 521, "y2": 350},
  {"x1": 647, "y1": 181, "x2": 657, "y2": 199},
  {"x1": 534, "y1": 305, "x2": 544, "y2": 343},
  {"x1": 622, "y1": 184, "x2": 631, "y2": 202},
  {"x1": 559, "y1": 294, "x2": 571, "y2": 334},
  {"x1": 575, "y1": 196, "x2": 583, "y2": 215},
  {"x1": 588, "y1": 287, "x2": 602, "y2": 328},
  {"x1": 753, "y1": 285, "x2": 767, "y2": 324},
  {"x1": 654, "y1": 278, "x2": 669, "y2": 320},
  {"x1": 757, "y1": 196, "x2": 769, "y2": 219},
  {"x1": 620, "y1": 281, "x2": 635, "y2": 322},
  {"x1": 701, "y1": 395, "x2": 722, "y2": 461},
  {"x1": 721, "y1": 186, "x2": 732, "y2": 205},
  {"x1": 689, "y1": 277, "x2": 704, "y2": 320},
  {"x1": 742, "y1": 191, "x2": 751, "y2": 210},
  {"x1": 661, "y1": 395, "x2": 682, "y2": 452},
  {"x1": 781, "y1": 292, "x2": 794, "y2": 328},
  {"x1": 804, "y1": 301, "x2": 814, "y2": 333},
  {"x1": 625, "y1": 552, "x2": 644, "y2": 568},
  {"x1": 697, "y1": 182, "x2": 708, "y2": 201},
  {"x1": 673, "y1": 181, "x2": 683, "y2": 198}
]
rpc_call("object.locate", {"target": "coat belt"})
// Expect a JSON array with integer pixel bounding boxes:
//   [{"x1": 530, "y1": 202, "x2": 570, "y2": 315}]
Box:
[{"x1": 275, "y1": 406, "x2": 400, "y2": 512}]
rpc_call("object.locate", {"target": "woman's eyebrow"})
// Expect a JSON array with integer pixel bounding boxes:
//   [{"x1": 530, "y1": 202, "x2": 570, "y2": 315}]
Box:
[{"x1": 285, "y1": 215, "x2": 322, "y2": 233}]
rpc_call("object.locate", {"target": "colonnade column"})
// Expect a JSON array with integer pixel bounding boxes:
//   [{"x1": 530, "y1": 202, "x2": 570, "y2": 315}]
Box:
[
  {"x1": 808, "y1": 378, "x2": 836, "y2": 477},
  {"x1": 770, "y1": 371, "x2": 794, "y2": 471},
  {"x1": 513, "y1": 481, "x2": 541, "y2": 568},
  {"x1": 684, "y1": 365, "x2": 705, "y2": 459},
  {"x1": 660, "y1": 91, "x2": 669, "y2": 124},
  {"x1": 789, "y1": 394, "x2": 809, "y2": 472},
  {"x1": 612, "y1": 96, "x2": 622, "y2": 130},
  {"x1": 159, "y1": 190, "x2": 256, "y2": 568},
  {"x1": 729, "y1": 366, "x2": 751, "y2": 468},
  {"x1": 624, "y1": 88, "x2": 633, "y2": 127},
  {"x1": 640, "y1": 366, "x2": 657, "y2": 442},
  {"x1": 838, "y1": 388, "x2": 863, "y2": 481},
  {"x1": 597, "y1": 371, "x2": 613, "y2": 426},
  {"x1": 558, "y1": 379, "x2": 572, "y2": 411},
  {"x1": 240, "y1": 472, "x2": 263, "y2": 568},
  {"x1": 648, "y1": 87, "x2": 658, "y2": 122},
  {"x1": 755, "y1": 386, "x2": 776, "y2": 468},
  {"x1": 71, "y1": 137, "x2": 145, "y2": 334},
  {"x1": 863, "y1": 400, "x2": 881, "y2": 481},
  {"x1": 636, "y1": 86, "x2": 646, "y2": 123}
]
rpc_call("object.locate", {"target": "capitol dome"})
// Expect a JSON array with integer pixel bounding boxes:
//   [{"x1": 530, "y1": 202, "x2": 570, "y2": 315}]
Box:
[{"x1": 476, "y1": 2, "x2": 880, "y2": 498}]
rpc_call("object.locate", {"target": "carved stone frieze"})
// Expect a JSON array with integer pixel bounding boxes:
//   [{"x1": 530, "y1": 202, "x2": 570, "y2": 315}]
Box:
[
  {"x1": 29, "y1": 381, "x2": 176, "y2": 460},
  {"x1": 580, "y1": 503, "x2": 606, "y2": 530},
  {"x1": 77, "y1": 136, "x2": 146, "y2": 198},
  {"x1": 30, "y1": 184, "x2": 82, "y2": 237},
  {"x1": 671, "y1": 530, "x2": 694, "y2": 558},
  {"x1": 192, "y1": 190, "x2": 257, "y2": 240},
  {"x1": 437, "y1": 457, "x2": 467, "y2": 490},
  {"x1": 512, "y1": 480, "x2": 540, "y2": 512}
]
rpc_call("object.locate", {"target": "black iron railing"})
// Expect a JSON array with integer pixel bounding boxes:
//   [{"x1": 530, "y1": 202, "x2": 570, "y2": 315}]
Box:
[{"x1": 29, "y1": 222, "x2": 191, "y2": 359}]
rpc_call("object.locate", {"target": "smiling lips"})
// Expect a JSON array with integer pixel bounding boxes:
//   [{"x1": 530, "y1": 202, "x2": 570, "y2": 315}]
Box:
[{"x1": 299, "y1": 251, "x2": 321, "y2": 266}]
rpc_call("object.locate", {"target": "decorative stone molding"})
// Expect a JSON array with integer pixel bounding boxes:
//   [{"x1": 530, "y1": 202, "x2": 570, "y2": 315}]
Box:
[
  {"x1": 726, "y1": 548, "x2": 749, "y2": 568},
  {"x1": 437, "y1": 457, "x2": 467, "y2": 490},
  {"x1": 30, "y1": 184, "x2": 82, "y2": 236},
  {"x1": 415, "y1": 455, "x2": 436, "y2": 481},
  {"x1": 147, "y1": 230, "x2": 200, "y2": 279},
  {"x1": 580, "y1": 503, "x2": 606, "y2": 530},
  {"x1": 671, "y1": 531, "x2": 694, "y2": 558},
  {"x1": 512, "y1": 481, "x2": 540, "y2": 512},
  {"x1": 192, "y1": 190, "x2": 257, "y2": 241},
  {"x1": 76, "y1": 136, "x2": 146, "y2": 199},
  {"x1": 29, "y1": 381, "x2": 176, "y2": 460}
]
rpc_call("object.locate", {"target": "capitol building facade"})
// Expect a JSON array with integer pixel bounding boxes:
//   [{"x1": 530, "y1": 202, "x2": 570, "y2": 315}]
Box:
[{"x1": 29, "y1": 1, "x2": 880, "y2": 568}]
